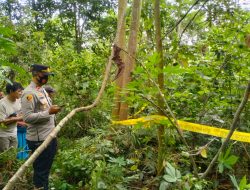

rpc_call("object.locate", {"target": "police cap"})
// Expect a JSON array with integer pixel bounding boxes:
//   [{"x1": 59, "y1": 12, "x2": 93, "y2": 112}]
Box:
[{"x1": 30, "y1": 64, "x2": 54, "y2": 75}]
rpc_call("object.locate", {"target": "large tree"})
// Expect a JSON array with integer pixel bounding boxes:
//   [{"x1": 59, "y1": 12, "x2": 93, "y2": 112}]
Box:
[
  {"x1": 118, "y1": 0, "x2": 142, "y2": 120},
  {"x1": 111, "y1": 0, "x2": 127, "y2": 119}
]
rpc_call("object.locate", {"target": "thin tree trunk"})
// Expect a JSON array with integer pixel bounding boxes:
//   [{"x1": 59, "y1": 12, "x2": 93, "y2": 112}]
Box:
[
  {"x1": 119, "y1": 0, "x2": 142, "y2": 120},
  {"x1": 112, "y1": 0, "x2": 127, "y2": 120},
  {"x1": 6, "y1": 0, "x2": 12, "y2": 20},
  {"x1": 31, "y1": 0, "x2": 39, "y2": 30},
  {"x1": 136, "y1": 59, "x2": 199, "y2": 176},
  {"x1": 154, "y1": 0, "x2": 165, "y2": 175},
  {"x1": 73, "y1": 2, "x2": 81, "y2": 53},
  {"x1": 201, "y1": 81, "x2": 250, "y2": 179}
]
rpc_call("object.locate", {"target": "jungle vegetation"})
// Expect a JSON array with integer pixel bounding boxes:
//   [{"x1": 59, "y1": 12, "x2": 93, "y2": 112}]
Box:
[{"x1": 0, "y1": 0, "x2": 250, "y2": 189}]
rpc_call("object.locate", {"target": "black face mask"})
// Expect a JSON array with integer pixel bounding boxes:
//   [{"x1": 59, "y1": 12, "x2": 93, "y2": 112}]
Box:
[{"x1": 37, "y1": 75, "x2": 48, "y2": 84}]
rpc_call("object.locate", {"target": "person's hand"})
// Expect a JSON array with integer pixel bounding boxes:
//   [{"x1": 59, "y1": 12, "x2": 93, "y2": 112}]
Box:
[
  {"x1": 9, "y1": 115, "x2": 23, "y2": 122},
  {"x1": 15, "y1": 116, "x2": 23, "y2": 121},
  {"x1": 4, "y1": 116, "x2": 23, "y2": 125},
  {"x1": 49, "y1": 105, "x2": 61, "y2": 115},
  {"x1": 17, "y1": 121, "x2": 27, "y2": 126}
]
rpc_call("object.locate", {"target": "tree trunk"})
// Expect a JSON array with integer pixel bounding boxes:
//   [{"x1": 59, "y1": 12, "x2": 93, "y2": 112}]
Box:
[
  {"x1": 119, "y1": 0, "x2": 142, "y2": 120},
  {"x1": 73, "y1": 2, "x2": 82, "y2": 53},
  {"x1": 154, "y1": 0, "x2": 165, "y2": 175},
  {"x1": 31, "y1": 0, "x2": 39, "y2": 30},
  {"x1": 6, "y1": 0, "x2": 12, "y2": 20},
  {"x1": 112, "y1": 0, "x2": 127, "y2": 120}
]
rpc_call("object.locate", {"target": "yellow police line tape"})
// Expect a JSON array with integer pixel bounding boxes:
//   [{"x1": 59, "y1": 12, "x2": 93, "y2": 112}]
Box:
[{"x1": 112, "y1": 115, "x2": 250, "y2": 143}]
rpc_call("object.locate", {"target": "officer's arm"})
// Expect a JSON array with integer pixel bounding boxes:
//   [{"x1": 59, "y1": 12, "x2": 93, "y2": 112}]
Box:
[{"x1": 21, "y1": 93, "x2": 51, "y2": 124}]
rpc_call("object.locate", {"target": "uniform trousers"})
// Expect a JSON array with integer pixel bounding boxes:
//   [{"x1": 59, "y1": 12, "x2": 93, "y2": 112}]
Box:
[{"x1": 27, "y1": 138, "x2": 57, "y2": 190}]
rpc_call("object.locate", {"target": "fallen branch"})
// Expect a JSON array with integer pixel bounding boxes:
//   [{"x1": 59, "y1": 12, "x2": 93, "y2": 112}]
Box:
[
  {"x1": 201, "y1": 80, "x2": 250, "y2": 179},
  {"x1": 3, "y1": 47, "x2": 115, "y2": 190}
]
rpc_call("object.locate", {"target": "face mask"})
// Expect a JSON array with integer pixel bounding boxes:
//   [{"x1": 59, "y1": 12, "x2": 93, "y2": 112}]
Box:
[{"x1": 37, "y1": 75, "x2": 48, "y2": 85}]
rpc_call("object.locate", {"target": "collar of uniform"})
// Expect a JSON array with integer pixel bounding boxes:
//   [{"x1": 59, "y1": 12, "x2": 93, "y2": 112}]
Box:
[{"x1": 30, "y1": 81, "x2": 42, "y2": 90}]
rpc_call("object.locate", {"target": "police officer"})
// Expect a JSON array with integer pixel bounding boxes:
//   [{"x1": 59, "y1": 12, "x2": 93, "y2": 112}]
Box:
[{"x1": 21, "y1": 64, "x2": 61, "y2": 190}]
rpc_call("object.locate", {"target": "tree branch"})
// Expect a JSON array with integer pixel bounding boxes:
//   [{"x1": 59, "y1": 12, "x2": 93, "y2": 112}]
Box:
[
  {"x1": 201, "y1": 81, "x2": 250, "y2": 179},
  {"x1": 179, "y1": 0, "x2": 209, "y2": 43},
  {"x1": 161, "y1": 0, "x2": 203, "y2": 40}
]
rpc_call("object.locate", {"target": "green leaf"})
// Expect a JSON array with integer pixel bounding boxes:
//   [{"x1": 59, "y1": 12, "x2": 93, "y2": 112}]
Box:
[
  {"x1": 229, "y1": 175, "x2": 239, "y2": 189},
  {"x1": 245, "y1": 184, "x2": 250, "y2": 188},
  {"x1": 218, "y1": 163, "x2": 224, "y2": 173},
  {"x1": 200, "y1": 148, "x2": 207, "y2": 158},
  {"x1": 163, "y1": 65, "x2": 186, "y2": 75},
  {"x1": 108, "y1": 156, "x2": 126, "y2": 166},
  {"x1": 225, "y1": 155, "x2": 238, "y2": 166},
  {"x1": 224, "y1": 164, "x2": 232, "y2": 170},
  {"x1": 176, "y1": 169, "x2": 181, "y2": 179},
  {"x1": 147, "y1": 52, "x2": 160, "y2": 65},
  {"x1": 224, "y1": 144, "x2": 233, "y2": 159},
  {"x1": 163, "y1": 162, "x2": 181, "y2": 183},
  {"x1": 159, "y1": 181, "x2": 170, "y2": 190},
  {"x1": 218, "y1": 152, "x2": 223, "y2": 162},
  {"x1": 130, "y1": 165, "x2": 138, "y2": 171},
  {"x1": 0, "y1": 36, "x2": 16, "y2": 53},
  {"x1": 163, "y1": 174, "x2": 177, "y2": 183},
  {"x1": 166, "y1": 162, "x2": 176, "y2": 178},
  {"x1": 0, "y1": 26, "x2": 15, "y2": 37},
  {"x1": 239, "y1": 176, "x2": 247, "y2": 190}
]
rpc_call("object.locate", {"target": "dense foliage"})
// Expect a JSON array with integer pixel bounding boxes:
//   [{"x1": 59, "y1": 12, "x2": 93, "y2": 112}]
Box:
[{"x1": 0, "y1": 0, "x2": 249, "y2": 189}]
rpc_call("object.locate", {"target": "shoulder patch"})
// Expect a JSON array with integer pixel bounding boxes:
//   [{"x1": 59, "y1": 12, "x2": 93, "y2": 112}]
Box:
[{"x1": 26, "y1": 94, "x2": 33, "y2": 101}]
